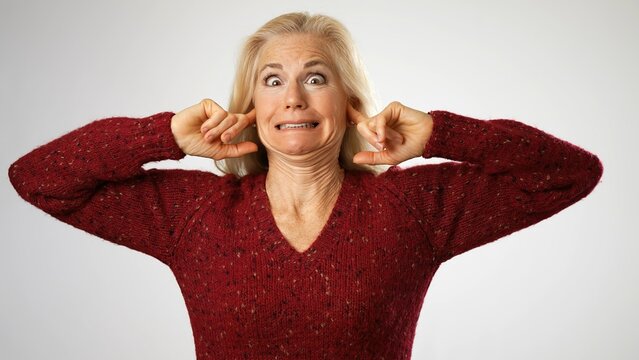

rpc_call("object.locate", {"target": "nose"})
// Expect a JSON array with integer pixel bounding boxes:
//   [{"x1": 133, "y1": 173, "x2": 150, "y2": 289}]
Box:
[{"x1": 285, "y1": 81, "x2": 307, "y2": 110}]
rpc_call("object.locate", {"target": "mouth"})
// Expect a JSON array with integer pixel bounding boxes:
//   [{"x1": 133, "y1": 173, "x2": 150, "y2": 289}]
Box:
[{"x1": 275, "y1": 122, "x2": 320, "y2": 130}]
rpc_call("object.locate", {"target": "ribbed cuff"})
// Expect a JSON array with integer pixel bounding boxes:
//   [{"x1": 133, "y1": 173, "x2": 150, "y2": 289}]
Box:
[
  {"x1": 138, "y1": 111, "x2": 186, "y2": 161},
  {"x1": 423, "y1": 110, "x2": 488, "y2": 164},
  {"x1": 105, "y1": 111, "x2": 186, "y2": 176}
]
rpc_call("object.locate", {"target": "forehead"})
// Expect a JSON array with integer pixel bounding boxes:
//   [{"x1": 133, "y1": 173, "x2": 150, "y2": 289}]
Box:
[{"x1": 258, "y1": 34, "x2": 333, "y2": 70}]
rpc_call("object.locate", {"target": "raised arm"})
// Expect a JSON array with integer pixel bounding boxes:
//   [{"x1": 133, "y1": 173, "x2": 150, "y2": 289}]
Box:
[
  {"x1": 378, "y1": 109, "x2": 603, "y2": 263},
  {"x1": 7, "y1": 111, "x2": 218, "y2": 265}
]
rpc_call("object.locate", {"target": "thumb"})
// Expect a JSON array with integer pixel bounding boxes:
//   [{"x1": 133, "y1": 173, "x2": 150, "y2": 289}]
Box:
[
  {"x1": 353, "y1": 150, "x2": 393, "y2": 165},
  {"x1": 216, "y1": 141, "x2": 259, "y2": 159}
]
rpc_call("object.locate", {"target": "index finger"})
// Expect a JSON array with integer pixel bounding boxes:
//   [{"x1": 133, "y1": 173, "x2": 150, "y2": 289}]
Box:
[
  {"x1": 347, "y1": 103, "x2": 368, "y2": 125},
  {"x1": 243, "y1": 108, "x2": 256, "y2": 123}
]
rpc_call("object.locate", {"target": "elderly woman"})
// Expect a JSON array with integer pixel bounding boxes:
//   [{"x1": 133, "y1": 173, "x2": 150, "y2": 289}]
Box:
[{"x1": 9, "y1": 11, "x2": 602, "y2": 360}]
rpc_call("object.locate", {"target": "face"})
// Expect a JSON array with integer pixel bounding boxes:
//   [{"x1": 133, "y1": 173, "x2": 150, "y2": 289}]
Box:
[{"x1": 253, "y1": 34, "x2": 349, "y2": 158}]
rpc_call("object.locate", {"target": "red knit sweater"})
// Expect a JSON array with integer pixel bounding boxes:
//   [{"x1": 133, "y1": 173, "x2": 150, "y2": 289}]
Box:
[{"x1": 8, "y1": 110, "x2": 603, "y2": 359}]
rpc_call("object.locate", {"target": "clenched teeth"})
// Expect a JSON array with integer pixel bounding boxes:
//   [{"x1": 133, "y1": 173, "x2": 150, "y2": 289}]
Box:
[{"x1": 276, "y1": 122, "x2": 319, "y2": 130}]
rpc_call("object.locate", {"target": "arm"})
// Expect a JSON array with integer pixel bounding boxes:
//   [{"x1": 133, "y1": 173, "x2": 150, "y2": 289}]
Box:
[
  {"x1": 382, "y1": 110, "x2": 603, "y2": 263},
  {"x1": 8, "y1": 111, "x2": 218, "y2": 265}
]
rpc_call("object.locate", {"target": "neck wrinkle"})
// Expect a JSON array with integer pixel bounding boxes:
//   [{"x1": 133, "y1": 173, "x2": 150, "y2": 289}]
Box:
[{"x1": 265, "y1": 152, "x2": 345, "y2": 215}]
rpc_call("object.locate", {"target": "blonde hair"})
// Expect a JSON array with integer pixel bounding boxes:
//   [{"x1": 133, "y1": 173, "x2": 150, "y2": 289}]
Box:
[{"x1": 215, "y1": 11, "x2": 382, "y2": 177}]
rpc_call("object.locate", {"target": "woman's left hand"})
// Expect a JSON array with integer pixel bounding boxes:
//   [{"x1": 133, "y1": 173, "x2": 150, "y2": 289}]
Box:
[{"x1": 347, "y1": 101, "x2": 434, "y2": 165}]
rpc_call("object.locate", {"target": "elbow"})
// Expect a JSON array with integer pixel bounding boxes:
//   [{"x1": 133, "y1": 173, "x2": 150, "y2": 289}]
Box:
[
  {"x1": 8, "y1": 161, "x2": 29, "y2": 202},
  {"x1": 582, "y1": 153, "x2": 604, "y2": 197},
  {"x1": 8, "y1": 160, "x2": 72, "y2": 215},
  {"x1": 8, "y1": 160, "x2": 43, "y2": 210},
  {"x1": 516, "y1": 153, "x2": 603, "y2": 216},
  {"x1": 559, "y1": 153, "x2": 604, "y2": 206}
]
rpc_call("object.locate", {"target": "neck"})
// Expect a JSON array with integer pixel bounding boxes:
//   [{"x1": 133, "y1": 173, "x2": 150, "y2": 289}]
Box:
[{"x1": 265, "y1": 153, "x2": 344, "y2": 215}]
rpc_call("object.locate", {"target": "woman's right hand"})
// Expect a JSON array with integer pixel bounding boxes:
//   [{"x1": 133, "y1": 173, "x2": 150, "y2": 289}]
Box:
[{"x1": 170, "y1": 98, "x2": 258, "y2": 159}]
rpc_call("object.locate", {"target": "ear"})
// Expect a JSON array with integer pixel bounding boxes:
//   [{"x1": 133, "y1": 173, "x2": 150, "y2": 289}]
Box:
[
  {"x1": 347, "y1": 96, "x2": 360, "y2": 127},
  {"x1": 348, "y1": 96, "x2": 361, "y2": 109}
]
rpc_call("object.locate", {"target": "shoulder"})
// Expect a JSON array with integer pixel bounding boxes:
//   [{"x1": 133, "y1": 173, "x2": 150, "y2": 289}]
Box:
[
  {"x1": 370, "y1": 164, "x2": 438, "y2": 183},
  {"x1": 367, "y1": 162, "x2": 477, "y2": 196},
  {"x1": 142, "y1": 168, "x2": 252, "y2": 198}
]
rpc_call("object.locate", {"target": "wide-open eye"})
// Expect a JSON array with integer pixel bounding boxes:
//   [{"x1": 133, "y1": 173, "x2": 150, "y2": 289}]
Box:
[
  {"x1": 264, "y1": 74, "x2": 282, "y2": 86},
  {"x1": 307, "y1": 73, "x2": 326, "y2": 85}
]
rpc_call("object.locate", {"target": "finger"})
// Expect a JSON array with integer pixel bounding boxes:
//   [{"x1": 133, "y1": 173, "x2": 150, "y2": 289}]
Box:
[
  {"x1": 366, "y1": 119, "x2": 377, "y2": 132},
  {"x1": 243, "y1": 108, "x2": 256, "y2": 124},
  {"x1": 221, "y1": 117, "x2": 251, "y2": 143},
  {"x1": 219, "y1": 141, "x2": 258, "y2": 158},
  {"x1": 375, "y1": 115, "x2": 386, "y2": 144},
  {"x1": 208, "y1": 109, "x2": 255, "y2": 142},
  {"x1": 357, "y1": 122, "x2": 383, "y2": 151},
  {"x1": 222, "y1": 108, "x2": 256, "y2": 143},
  {"x1": 200, "y1": 98, "x2": 224, "y2": 119},
  {"x1": 365, "y1": 119, "x2": 385, "y2": 149},
  {"x1": 352, "y1": 150, "x2": 394, "y2": 165},
  {"x1": 380, "y1": 101, "x2": 402, "y2": 127},
  {"x1": 346, "y1": 103, "x2": 368, "y2": 125},
  {"x1": 205, "y1": 115, "x2": 238, "y2": 142},
  {"x1": 201, "y1": 110, "x2": 227, "y2": 134},
  {"x1": 364, "y1": 117, "x2": 390, "y2": 148}
]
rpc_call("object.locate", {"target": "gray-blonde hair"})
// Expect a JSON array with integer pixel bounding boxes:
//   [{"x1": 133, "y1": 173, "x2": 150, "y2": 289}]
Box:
[{"x1": 216, "y1": 11, "x2": 382, "y2": 177}]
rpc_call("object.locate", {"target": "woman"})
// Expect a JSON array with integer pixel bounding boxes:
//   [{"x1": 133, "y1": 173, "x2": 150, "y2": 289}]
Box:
[{"x1": 8, "y1": 11, "x2": 603, "y2": 360}]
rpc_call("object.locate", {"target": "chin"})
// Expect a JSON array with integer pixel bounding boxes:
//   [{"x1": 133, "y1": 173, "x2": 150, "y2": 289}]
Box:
[{"x1": 277, "y1": 141, "x2": 316, "y2": 155}]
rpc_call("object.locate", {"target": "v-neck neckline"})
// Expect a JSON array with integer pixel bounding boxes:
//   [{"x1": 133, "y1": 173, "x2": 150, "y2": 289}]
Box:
[{"x1": 252, "y1": 171, "x2": 354, "y2": 259}]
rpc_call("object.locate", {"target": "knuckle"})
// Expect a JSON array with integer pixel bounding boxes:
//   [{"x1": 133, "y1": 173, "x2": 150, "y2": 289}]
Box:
[
  {"x1": 212, "y1": 111, "x2": 225, "y2": 120},
  {"x1": 201, "y1": 98, "x2": 217, "y2": 109}
]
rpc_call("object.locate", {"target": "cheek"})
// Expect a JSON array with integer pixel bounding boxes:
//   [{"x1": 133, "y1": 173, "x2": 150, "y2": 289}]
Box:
[
  {"x1": 254, "y1": 93, "x2": 277, "y2": 125},
  {"x1": 328, "y1": 95, "x2": 347, "y2": 124}
]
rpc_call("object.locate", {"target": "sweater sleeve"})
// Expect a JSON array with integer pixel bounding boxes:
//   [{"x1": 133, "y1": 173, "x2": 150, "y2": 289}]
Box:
[
  {"x1": 381, "y1": 110, "x2": 604, "y2": 264},
  {"x1": 8, "y1": 111, "x2": 215, "y2": 265}
]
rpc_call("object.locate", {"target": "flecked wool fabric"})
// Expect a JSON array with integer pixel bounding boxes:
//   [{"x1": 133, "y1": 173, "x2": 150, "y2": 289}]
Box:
[{"x1": 8, "y1": 110, "x2": 603, "y2": 359}]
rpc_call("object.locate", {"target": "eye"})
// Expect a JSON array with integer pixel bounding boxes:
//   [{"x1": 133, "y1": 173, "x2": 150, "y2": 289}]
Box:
[
  {"x1": 263, "y1": 74, "x2": 281, "y2": 86},
  {"x1": 307, "y1": 73, "x2": 326, "y2": 85}
]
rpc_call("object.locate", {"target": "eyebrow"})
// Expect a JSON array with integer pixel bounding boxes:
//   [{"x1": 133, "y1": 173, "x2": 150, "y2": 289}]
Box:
[{"x1": 259, "y1": 60, "x2": 329, "y2": 74}]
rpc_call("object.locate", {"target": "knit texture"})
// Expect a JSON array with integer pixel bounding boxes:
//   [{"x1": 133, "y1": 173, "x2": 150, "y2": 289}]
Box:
[{"x1": 8, "y1": 110, "x2": 603, "y2": 359}]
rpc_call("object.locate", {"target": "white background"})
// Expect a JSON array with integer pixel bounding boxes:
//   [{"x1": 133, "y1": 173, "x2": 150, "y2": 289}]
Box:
[{"x1": 1, "y1": 0, "x2": 636, "y2": 359}]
